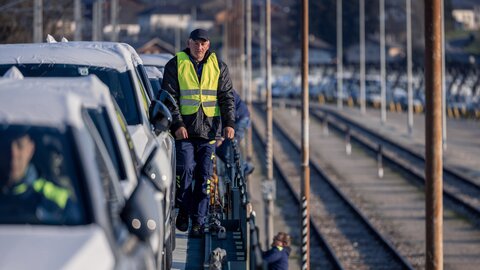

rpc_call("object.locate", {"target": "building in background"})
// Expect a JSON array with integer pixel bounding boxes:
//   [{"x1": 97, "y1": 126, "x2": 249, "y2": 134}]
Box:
[{"x1": 452, "y1": 6, "x2": 480, "y2": 30}]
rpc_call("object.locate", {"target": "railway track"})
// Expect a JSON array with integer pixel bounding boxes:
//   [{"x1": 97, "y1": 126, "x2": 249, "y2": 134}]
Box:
[
  {"x1": 303, "y1": 103, "x2": 480, "y2": 222},
  {"x1": 252, "y1": 104, "x2": 414, "y2": 270},
  {"x1": 251, "y1": 122, "x2": 342, "y2": 270}
]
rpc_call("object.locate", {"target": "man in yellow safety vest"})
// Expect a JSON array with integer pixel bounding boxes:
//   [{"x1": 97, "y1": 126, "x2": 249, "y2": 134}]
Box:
[{"x1": 162, "y1": 28, "x2": 235, "y2": 237}]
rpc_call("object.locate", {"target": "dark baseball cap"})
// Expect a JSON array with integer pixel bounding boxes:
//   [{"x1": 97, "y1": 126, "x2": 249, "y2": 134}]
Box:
[
  {"x1": 0, "y1": 125, "x2": 30, "y2": 144},
  {"x1": 189, "y1": 29, "x2": 209, "y2": 41}
]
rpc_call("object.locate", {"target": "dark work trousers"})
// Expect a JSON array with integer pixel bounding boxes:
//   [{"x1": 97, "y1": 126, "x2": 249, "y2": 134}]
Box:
[{"x1": 175, "y1": 138, "x2": 216, "y2": 226}]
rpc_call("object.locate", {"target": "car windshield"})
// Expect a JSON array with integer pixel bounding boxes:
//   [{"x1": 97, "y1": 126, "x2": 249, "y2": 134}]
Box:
[
  {"x1": 0, "y1": 64, "x2": 141, "y2": 125},
  {"x1": 0, "y1": 125, "x2": 89, "y2": 225}
]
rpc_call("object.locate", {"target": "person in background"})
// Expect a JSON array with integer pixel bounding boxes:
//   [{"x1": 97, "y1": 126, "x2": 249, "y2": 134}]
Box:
[
  {"x1": 262, "y1": 232, "x2": 292, "y2": 270},
  {"x1": 216, "y1": 89, "x2": 254, "y2": 175},
  {"x1": 162, "y1": 28, "x2": 235, "y2": 237}
]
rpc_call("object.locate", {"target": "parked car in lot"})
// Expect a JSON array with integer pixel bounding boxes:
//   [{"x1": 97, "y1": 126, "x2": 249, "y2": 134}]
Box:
[
  {"x1": 0, "y1": 78, "x2": 161, "y2": 269},
  {"x1": 0, "y1": 42, "x2": 177, "y2": 269}
]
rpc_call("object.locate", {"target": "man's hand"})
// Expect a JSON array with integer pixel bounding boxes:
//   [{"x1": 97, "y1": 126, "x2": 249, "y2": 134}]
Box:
[
  {"x1": 223, "y1": 127, "x2": 235, "y2": 139},
  {"x1": 175, "y1": 127, "x2": 188, "y2": 139}
]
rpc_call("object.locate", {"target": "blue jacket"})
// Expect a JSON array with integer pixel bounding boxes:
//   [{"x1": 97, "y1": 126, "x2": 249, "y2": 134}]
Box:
[
  {"x1": 262, "y1": 246, "x2": 290, "y2": 270},
  {"x1": 233, "y1": 90, "x2": 250, "y2": 122}
]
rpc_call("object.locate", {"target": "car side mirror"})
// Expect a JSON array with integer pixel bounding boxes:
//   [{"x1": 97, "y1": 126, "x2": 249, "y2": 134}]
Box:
[
  {"x1": 149, "y1": 99, "x2": 172, "y2": 135},
  {"x1": 158, "y1": 89, "x2": 178, "y2": 112},
  {"x1": 120, "y1": 178, "x2": 160, "y2": 242},
  {"x1": 141, "y1": 147, "x2": 166, "y2": 192}
]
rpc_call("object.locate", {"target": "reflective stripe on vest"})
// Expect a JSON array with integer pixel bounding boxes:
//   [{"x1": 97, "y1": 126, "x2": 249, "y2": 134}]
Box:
[
  {"x1": 177, "y1": 52, "x2": 220, "y2": 116},
  {"x1": 33, "y1": 178, "x2": 70, "y2": 209},
  {"x1": 13, "y1": 178, "x2": 70, "y2": 209}
]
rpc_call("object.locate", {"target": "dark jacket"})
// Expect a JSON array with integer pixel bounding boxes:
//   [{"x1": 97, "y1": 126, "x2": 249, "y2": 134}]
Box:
[
  {"x1": 0, "y1": 165, "x2": 77, "y2": 224},
  {"x1": 233, "y1": 90, "x2": 250, "y2": 122},
  {"x1": 162, "y1": 48, "x2": 235, "y2": 140},
  {"x1": 262, "y1": 246, "x2": 290, "y2": 270}
]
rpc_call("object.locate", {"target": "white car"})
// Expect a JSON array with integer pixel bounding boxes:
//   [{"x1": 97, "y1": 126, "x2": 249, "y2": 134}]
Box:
[
  {"x1": 0, "y1": 41, "x2": 176, "y2": 268},
  {"x1": 0, "y1": 78, "x2": 160, "y2": 270},
  {"x1": 12, "y1": 74, "x2": 169, "y2": 268},
  {"x1": 140, "y1": 53, "x2": 173, "y2": 77},
  {"x1": 139, "y1": 53, "x2": 174, "y2": 97}
]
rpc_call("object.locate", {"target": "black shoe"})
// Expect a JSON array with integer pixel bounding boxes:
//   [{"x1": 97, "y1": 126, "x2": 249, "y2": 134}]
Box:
[
  {"x1": 189, "y1": 223, "x2": 203, "y2": 238},
  {"x1": 176, "y1": 213, "x2": 189, "y2": 232}
]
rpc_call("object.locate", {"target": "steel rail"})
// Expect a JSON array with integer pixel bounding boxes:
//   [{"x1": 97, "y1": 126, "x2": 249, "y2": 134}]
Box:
[
  {"x1": 307, "y1": 106, "x2": 480, "y2": 221},
  {"x1": 251, "y1": 121, "x2": 344, "y2": 270},
  {"x1": 253, "y1": 104, "x2": 414, "y2": 269}
]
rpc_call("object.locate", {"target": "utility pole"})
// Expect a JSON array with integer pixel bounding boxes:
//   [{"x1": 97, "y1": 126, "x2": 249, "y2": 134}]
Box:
[
  {"x1": 264, "y1": 0, "x2": 274, "y2": 249},
  {"x1": 441, "y1": 0, "x2": 447, "y2": 150},
  {"x1": 92, "y1": 0, "x2": 98, "y2": 41},
  {"x1": 74, "y1": 0, "x2": 82, "y2": 40},
  {"x1": 301, "y1": 0, "x2": 310, "y2": 269},
  {"x1": 245, "y1": 0, "x2": 253, "y2": 268},
  {"x1": 110, "y1": 0, "x2": 118, "y2": 41},
  {"x1": 407, "y1": 0, "x2": 414, "y2": 135},
  {"x1": 359, "y1": 0, "x2": 366, "y2": 114},
  {"x1": 380, "y1": 0, "x2": 387, "y2": 124},
  {"x1": 92, "y1": 0, "x2": 103, "y2": 41},
  {"x1": 260, "y1": 0, "x2": 266, "y2": 102},
  {"x1": 337, "y1": 0, "x2": 343, "y2": 109},
  {"x1": 175, "y1": 28, "x2": 181, "y2": 52},
  {"x1": 425, "y1": 0, "x2": 444, "y2": 268},
  {"x1": 222, "y1": 0, "x2": 230, "y2": 62},
  {"x1": 33, "y1": 0, "x2": 43, "y2": 43},
  {"x1": 246, "y1": 0, "x2": 253, "y2": 165},
  {"x1": 239, "y1": 0, "x2": 245, "y2": 98}
]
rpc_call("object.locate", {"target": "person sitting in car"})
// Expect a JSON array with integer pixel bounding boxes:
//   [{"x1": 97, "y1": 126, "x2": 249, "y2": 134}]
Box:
[{"x1": 0, "y1": 127, "x2": 77, "y2": 224}]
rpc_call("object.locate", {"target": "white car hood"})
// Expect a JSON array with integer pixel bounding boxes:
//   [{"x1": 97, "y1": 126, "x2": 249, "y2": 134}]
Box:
[
  {"x1": 128, "y1": 124, "x2": 149, "y2": 160},
  {"x1": 0, "y1": 224, "x2": 114, "y2": 270}
]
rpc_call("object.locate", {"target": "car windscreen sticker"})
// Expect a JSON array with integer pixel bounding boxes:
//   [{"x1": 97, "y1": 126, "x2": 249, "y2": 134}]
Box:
[{"x1": 78, "y1": 67, "x2": 89, "y2": 76}]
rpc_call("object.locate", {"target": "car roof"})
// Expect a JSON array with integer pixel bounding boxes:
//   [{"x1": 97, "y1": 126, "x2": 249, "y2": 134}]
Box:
[
  {"x1": 0, "y1": 42, "x2": 139, "y2": 73},
  {"x1": 144, "y1": 66, "x2": 163, "y2": 79},
  {"x1": 0, "y1": 77, "x2": 100, "y2": 128},
  {"x1": 139, "y1": 53, "x2": 173, "y2": 67}
]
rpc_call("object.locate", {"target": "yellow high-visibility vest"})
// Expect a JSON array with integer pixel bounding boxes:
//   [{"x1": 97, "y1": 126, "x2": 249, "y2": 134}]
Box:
[
  {"x1": 177, "y1": 52, "x2": 220, "y2": 117},
  {"x1": 13, "y1": 178, "x2": 70, "y2": 209}
]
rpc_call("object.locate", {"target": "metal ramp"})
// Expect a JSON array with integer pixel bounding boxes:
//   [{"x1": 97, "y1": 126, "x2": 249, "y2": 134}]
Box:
[{"x1": 171, "y1": 140, "x2": 263, "y2": 270}]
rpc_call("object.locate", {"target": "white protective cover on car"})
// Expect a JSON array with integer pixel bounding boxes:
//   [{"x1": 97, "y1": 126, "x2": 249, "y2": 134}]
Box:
[
  {"x1": 139, "y1": 53, "x2": 173, "y2": 67},
  {"x1": 2, "y1": 66, "x2": 24, "y2": 79},
  {"x1": 0, "y1": 42, "x2": 152, "y2": 158},
  {"x1": 0, "y1": 225, "x2": 114, "y2": 270},
  {"x1": 0, "y1": 79, "x2": 85, "y2": 129},
  {"x1": 0, "y1": 42, "x2": 134, "y2": 72},
  {"x1": 144, "y1": 65, "x2": 163, "y2": 79}
]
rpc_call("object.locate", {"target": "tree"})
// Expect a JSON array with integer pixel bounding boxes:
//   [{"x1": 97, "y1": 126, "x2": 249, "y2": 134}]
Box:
[{"x1": 0, "y1": 0, "x2": 75, "y2": 44}]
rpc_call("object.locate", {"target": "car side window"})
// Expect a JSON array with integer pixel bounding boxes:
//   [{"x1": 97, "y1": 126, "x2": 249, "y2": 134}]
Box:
[
  {"x1": 111, "y1": 100, "x2": 140, "y2": 171},
  {"x1": 133, "y1": 67, "x2": 150, "y2": 118},
  {"x1": 92, "y1": 139, "x2": 126, "y2": 240},
  {"x1": 136, "y1": 64, "x2": 155, "y2": 101},
  {"x1": 82, "y1": 109, "x2": 126, "y2": 240},
  {"x1": 87, "y1": 108, "x2": 127, "y2": 181}
]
